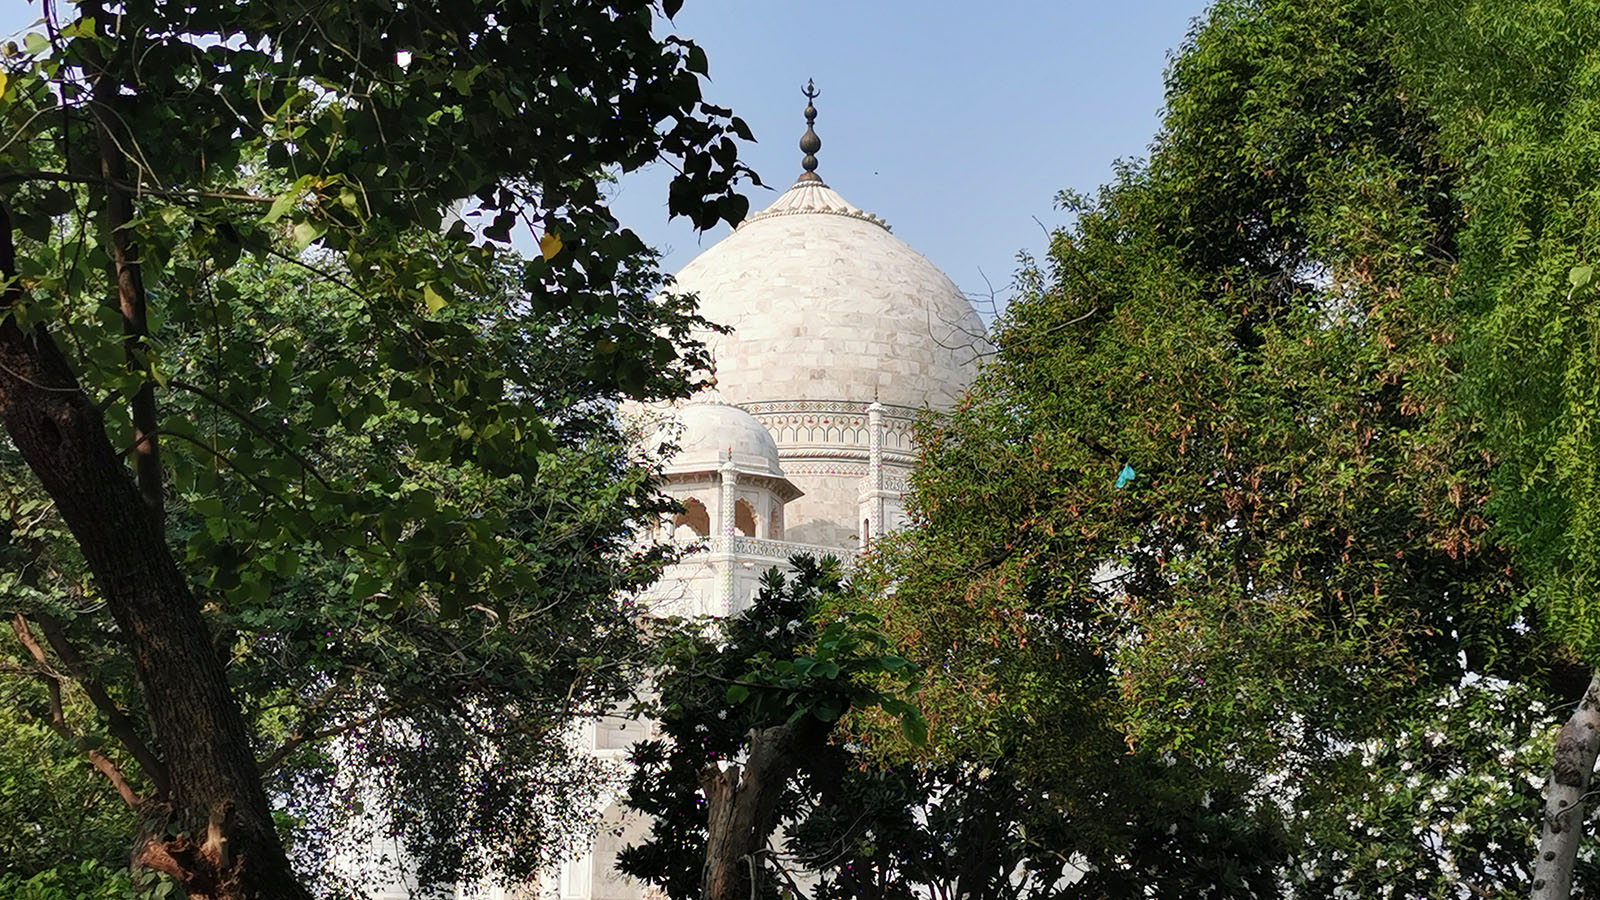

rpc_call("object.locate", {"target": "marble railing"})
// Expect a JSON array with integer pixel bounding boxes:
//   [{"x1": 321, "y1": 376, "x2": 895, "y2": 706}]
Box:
[
  {"x1": 664, "y1": 535, "x2": 855, "y2": 566},
  {"x1": 717, "y1": 535, "x2": 854, "y2": 562}
]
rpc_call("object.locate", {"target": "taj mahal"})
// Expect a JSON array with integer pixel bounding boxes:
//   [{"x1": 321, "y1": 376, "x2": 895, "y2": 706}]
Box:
[
  {"x1": 553, "y1": 84, "x2": 987, "y2": 900},
  {"x1": 360, "y1": 84, "x2": 985, "y2": 900}
]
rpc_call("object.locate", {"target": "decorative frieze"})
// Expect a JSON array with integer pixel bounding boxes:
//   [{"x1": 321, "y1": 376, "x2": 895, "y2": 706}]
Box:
[{"x1": 739, "y1": 398, "x2": 923, "y2": 420}]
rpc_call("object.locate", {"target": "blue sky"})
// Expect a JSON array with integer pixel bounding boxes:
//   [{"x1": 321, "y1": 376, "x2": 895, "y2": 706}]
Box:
[
  {"x1": 1, "y1": 0, "x2": 1213, "y2": 311},
  {"x1": 611, "y1": 0, "x2": 1213, "y2": 314}
]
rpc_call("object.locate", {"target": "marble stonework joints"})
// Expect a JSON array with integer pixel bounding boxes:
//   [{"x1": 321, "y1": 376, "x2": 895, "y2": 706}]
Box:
[
  {"x1": 780, "y1": 460, "x2": 869, "y2": 478},
  {"x1": 743, "y1": 398, "x2": 922, "y2": 462},
  {"x1": 739, "y1": 398, "x2": 924, "y2": 421}
]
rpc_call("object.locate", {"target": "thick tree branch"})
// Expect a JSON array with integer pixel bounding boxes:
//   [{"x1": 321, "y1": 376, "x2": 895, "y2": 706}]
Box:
[
  {"x1": 258, "y1": 703, "x2": 399, "y2": 776},
  {"x1": 0, "y1": 169, "x2": 276, "y2": 205},
  {"x1": 91, "y1": 77, "x2": 162, "y2": 520},
  {"x1": 699, "y1": 716, "x2": 830, "y2": 900},
  {"x1": 1531, "y1": 672, "x2": 1600, "y2": 900},
  {"x1": 1, "y1": 177, "x2": 312, "y2": 900}
]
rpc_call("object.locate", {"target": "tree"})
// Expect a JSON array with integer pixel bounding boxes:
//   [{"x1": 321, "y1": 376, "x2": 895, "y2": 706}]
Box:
[
  {"x1": 0, "y1": 1, "x2": 755, "y2": 897},
  {"x1": 0, "y1": 679, "x2": 134, "y2": 900},
  {"x1": 856, "y1": 0, "x2": 1580, "y2": 894},
  {"x1": 1286, "y1": 680, "x2": 1596, "y2": 898},
  {"x1": 621, "y1": 557, "x2": 1281, "y2": 900},
  {"x1": 4, "y1": 245, "x2": 698, "y2": 895},
  {"x1": 620, "y1": 558, "x2": 939, "y2": 900},
  {"x1": 1384, "y1": 2, "x2": 1600, "y2": 894}
]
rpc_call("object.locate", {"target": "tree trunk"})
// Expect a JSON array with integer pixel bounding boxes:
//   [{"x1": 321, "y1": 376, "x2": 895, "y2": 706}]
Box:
[
  {"x1": 0, "y1": 208, "x2": 310, "y2": 899},
  {"x1": 698, "y1": 716, "x2": 827, "y2": 900},
  {"x1": 1532, "y1": 672, "x2": 1600, "y2": 900}
]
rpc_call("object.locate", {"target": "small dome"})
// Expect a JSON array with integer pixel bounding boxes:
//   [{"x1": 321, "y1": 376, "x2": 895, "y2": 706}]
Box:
[
  {"x1": 660, "y1": 396, "x2": 785, "y2": 479},
  {"x1": 671, "y1": 178, "x2": 986, "y2": 411}
]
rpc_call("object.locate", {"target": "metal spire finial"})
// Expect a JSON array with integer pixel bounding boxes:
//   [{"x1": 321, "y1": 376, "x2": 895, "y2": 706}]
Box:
[{"x1": 798, "y1": 79, "x2": 823, "y2": 183}]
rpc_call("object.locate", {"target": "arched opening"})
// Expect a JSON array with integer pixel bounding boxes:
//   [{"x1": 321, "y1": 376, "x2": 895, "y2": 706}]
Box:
[
  {"x1": 673, "y1": 497, "x2": 710, "y2": 538},
  {"x1": 734, "y1": 498, "x2": 757, "y2": 537},
  {"x1": 861, "y1": 517, "x2": 871, "y2": 549}
]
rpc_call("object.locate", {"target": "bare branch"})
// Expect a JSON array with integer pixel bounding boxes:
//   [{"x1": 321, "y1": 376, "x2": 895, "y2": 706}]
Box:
[
  {"x1": 34, "y1": 611, "x2": 171, "y2": 799},
  {"x1": 0, "y1": 169, "x2": 273, "y2": 204},
  {"x1": 136, "y1": 427, "x2": 297, "y2": 514},
  {"x1": 258, "y1": 703, "x2": 401, "y2": 776},
  {"x1": 8, "y1": 613, "x2": 144, "y2": 807}
]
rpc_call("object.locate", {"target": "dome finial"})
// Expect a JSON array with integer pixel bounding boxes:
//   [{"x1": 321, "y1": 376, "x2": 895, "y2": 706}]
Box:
[{"x1": 798, "y1": 79, "x2": 823, "y2": 183}]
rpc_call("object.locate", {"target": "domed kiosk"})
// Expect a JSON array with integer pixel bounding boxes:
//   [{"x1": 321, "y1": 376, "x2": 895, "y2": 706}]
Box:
[{"x1": 641, "y1": 389, "x2": 806, "y2": 619}]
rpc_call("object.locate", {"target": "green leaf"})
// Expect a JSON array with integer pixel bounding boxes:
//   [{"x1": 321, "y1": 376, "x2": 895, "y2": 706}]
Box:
[
  {"x1": 262, "y1": 177, "x2": 312, "y2": 224},
  {"x1": 263, "y1": 193, "x2": 297, "y2": 224},
  {"x1": 724, "y1": 684, "x2": 749, "y2": 704},
  {"x1": 1570, "y1": 265, "x2": 1593, "y2": 289},
  {"x1": 291, "y1": 221, "x2": 324, "y2": 249},
  {"x1": 190, "y1": 497, "x2": 226, "y2": 519},
  {"x1": 898, "y1": 710, "x2": 928, "y2": 747},
  {"x1": 423, "y1": 283, "x2": 447, "y2": 314}
]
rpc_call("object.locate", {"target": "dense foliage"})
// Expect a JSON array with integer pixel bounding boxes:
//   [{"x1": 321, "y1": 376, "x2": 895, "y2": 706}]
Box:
[
  {"x1": 621, "y1": 558, "x2": 1285, "y2": 899},
  {"x1": 0, "y1": 0, "x2": 754, "y2": 896},
  {"x1": 620, "y1": 558, "x2": 971, "y2": 900},
  {"x1": 1394, "y1": 0, "x2": 1600, "y2": 658},
  {"x1": 858, "y1": 0, "x2": 1600, "y2": 895},
  {"x1": 0, "y1": 679, "x2": 133, "y2": 895},
  {"x1": 8, "y1": 0, "x2": 1600, "y2": 896}
]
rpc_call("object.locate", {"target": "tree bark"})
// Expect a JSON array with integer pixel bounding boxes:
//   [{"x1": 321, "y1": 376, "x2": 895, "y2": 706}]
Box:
[
  {"x1": 0, "y1": 206, "x2": 310, "y2": 899},
  {"x1": 699, "y1": 716, "x2": 828, "y2": 900},
  {"x1": 87, "y1": 0, "x2": 162, "y2": 519},
  {"x1": 1531, "y1": 672, "x2": 1600, "y2": 900}
]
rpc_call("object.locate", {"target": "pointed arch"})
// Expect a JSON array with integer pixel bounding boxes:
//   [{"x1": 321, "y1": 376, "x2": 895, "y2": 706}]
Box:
[
  {"x1": 734, "y1": 498, "x2": 757, "y2": 537},
  {"x1": 673, "y1": 497, "x2": 710, "y2": 537}
]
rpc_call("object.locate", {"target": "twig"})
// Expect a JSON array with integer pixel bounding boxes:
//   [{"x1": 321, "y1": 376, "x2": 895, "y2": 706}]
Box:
[
  {"x1": 258, "y1": 703, "x2": 400, "y2": 776},
  {"x1": 168, "y1": 379, "x2": 331, "y2": 489},
  {"x1": 135, "y1": 427, "x2": 296, "y2": 515}
]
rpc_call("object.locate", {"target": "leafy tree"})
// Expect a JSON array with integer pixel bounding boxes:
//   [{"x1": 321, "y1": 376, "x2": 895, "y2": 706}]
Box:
[
  {"x1": 1286, "y1": 680, "x2": 1598, "y2": 898},
  {"x1": 621, "y1": 558, "x2": 1282, "y2": 900},
  {"x1": 0, "y1": 679, "x2": 134, "y2": 897},
  {"x1": 1385, "y1": 2, "x2": 1600, "y2": 893},
  {"x1": 621, "y1": 557, "x2": 944, "y2": 900},
  {"x1": 0, "y1": 1, "x2": 755, "y2": 897},
  {"x1": 1, "y1": 234, "x2": 716, "y2": 896},
  {"x1": 855, "y1": 0, "x2": 1580, "y2": 895}
]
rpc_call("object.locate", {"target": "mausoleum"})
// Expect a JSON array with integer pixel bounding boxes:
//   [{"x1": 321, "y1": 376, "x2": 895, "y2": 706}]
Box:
[{"x1": 556, "y1": 82, "x2": 987, "y2": 900}]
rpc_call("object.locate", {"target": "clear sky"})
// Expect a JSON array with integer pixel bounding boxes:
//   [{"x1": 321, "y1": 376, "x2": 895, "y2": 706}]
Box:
[
  {"x1": 0, "y1": 0, "x2": 1213, "y2": 312},
  {"x1": 610, "y1": 0, "x2": 1214, "y2": 315}
]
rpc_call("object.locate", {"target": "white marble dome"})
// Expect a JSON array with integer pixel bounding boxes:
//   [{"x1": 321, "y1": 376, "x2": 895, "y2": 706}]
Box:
[
  {"x1": 658, "y1": 395, "x2": 785, "y2": 478},
  {"x1": 672, "y1": 178, "x2": 986, "y2": 411}
]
